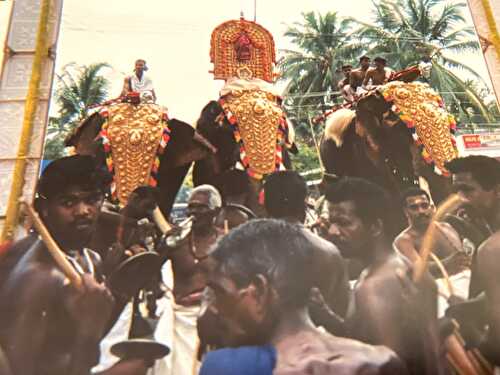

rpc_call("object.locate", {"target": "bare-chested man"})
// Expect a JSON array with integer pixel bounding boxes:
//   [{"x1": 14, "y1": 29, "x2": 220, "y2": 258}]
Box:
[
  {"x1": 363, "y1": 57, "x2": 392, "y2": 88},
  {"x1": 349, "y1": 56, "x2": 371, "y2": 92},
  {"x1": 324, "y1": 177, "x2": 447, "y2": 375},
  {"x1": 445, "y1": 156, "x2": 500, "y2": 364},
  {"x1": 199, "y1": 219, "x2": 407, "y2": 374},
  {"x1": 445, "y1": 156, "x2": 500, "y2": 298},
  {"x1": 338, "y1": 64, "x2": 354, "y2": 103},
  {"x1": 152, "y1": 184, "x2": 224, "y2": 374},
  {"x1": 263, "y1": 171, "x2": 350, "y2": 324},
  {"x1": 394, "y1": 187, "x2": 470, "y2": 277},
  {"x1": 0, "y1": 156, "x2": 115, "y2": 375}
]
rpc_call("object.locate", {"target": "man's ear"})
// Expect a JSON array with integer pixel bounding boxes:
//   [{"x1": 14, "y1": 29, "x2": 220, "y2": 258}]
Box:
[
  {"x1": 370, "y1": 218, "x2": 384, "y2": 238},
  {"x1": 247, "y1": 274, "x2": 272, "y2": 317},
  {"x1": 34, "y1": 197, "x2": 49, "y2": 220},
  {"x1": 403, "y1": 208, "x2": 410, "y2": 220}
]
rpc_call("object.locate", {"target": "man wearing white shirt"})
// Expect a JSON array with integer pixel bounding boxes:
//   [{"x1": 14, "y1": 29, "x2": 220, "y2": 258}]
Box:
[{"x1": 122, "y1": 59, "x2": 156, "y2": 102}]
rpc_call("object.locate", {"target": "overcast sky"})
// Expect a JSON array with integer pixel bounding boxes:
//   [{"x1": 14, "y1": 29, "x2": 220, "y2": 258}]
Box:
[{"x1": 0, "y1": 0, "x2": 494, "y2": 124}]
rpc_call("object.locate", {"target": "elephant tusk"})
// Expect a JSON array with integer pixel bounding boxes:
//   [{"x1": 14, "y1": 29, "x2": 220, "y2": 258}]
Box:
[{"x1": 152, "y1": 206, "x2": 172, "y2": 234}]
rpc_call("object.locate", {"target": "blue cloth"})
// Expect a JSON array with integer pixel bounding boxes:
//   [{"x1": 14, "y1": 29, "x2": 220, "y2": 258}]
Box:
[{"x1": 199, "y1": 345, "x2": 276, "y2": 375}]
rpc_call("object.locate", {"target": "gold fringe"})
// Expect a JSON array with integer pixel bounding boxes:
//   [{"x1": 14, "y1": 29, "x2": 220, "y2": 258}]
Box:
[{"x1": 1, "y1": 0, "x2": 51, "y2": 242}]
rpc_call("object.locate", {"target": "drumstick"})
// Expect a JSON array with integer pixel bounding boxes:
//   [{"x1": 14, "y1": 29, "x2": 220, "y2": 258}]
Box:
[
  {"x1": 413, "y1": 194, "x2": 464, "y2": 283},
  {"x1": 224, "y1": 220, "x2": 229, "y2": 234},
  {"x1": 152, "y1": 206, "x2": 172, "y2": 234},
  {"x1": 21, "y1": 200, "x2": 83, "y2": 289}
]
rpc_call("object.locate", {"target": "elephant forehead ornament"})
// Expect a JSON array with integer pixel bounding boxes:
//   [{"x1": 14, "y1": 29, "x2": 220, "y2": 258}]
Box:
[
  {"x1": 210, "y1": 17, "x2": 291, "y2": 179},
  {"x1": 210, "y1": 16, "x2": 275, "y2": 82},
  {"x1": 379, "y1": 81, "x2": 458, "y2": 176},
  {"x1": 99, "y1": 103, "x2": 171, "y2": 205}
]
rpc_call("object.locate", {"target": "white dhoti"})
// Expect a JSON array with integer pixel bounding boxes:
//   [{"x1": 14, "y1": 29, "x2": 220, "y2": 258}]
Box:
[
  {"x1": 92, "y1": 302, "x2": 134, "y2": 373},
  {"x1": 148, "y1": 293, "x2": 200, "y2": 375},
  {"x1": 436, "y1": 270, "x2": 471, "y2": 317},
  {"x1": 149, "y1": 261, "x2": 200, "y2": 375}
]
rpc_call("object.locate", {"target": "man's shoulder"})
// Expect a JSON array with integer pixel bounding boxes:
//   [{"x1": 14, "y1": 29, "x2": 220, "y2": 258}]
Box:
[
  {"x1": 2, "y1": 239, "x2": 67, "y2": 291},
  {"x1": 302, "y1": 230, "x2": 344, "y2": 263},
  {"x1": 394, "y1": 229, "x2": 414, "y2": 246},
  {"x1": 356, "y1": 256, "x2": 410, "y2": 296},
  {"x1": 436, "y1": 221, "x2": 459, "y2": 236},
  {"x1": 477, "y1": 231, "x2": 500, "y2": 270},
  {"x1": 333, "y1": 337, "x2": 407, "y2": 374},
  {"x1": 278, "y1": 335, "x2": 407, "y2": 375}
]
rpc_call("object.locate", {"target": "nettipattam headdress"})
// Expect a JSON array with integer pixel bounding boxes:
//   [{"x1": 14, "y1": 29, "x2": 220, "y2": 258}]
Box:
[
  {"x1": 380, "y1": 81, "x2": 458, "y2": 175},
  {"x1": 210, "y1": 16, "x2": 276, "y2": 82}
]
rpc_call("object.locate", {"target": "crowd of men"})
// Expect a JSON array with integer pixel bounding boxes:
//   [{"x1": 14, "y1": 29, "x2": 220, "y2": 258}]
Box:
[
  {"x1": 1, "y1": 152, "x2": 500, "y2": 375},
  {"x1": 338, "y1": 55, "x2": 393, "y2": 103}
]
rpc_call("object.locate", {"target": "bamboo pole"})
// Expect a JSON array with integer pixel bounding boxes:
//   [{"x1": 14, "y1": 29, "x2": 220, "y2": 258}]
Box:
[
  {"x1": 21, "y1": 201, "x2": 82, "y2": 289},
  {"x1": 1, "y1": 0, "x2": 51, "y2": 242}
]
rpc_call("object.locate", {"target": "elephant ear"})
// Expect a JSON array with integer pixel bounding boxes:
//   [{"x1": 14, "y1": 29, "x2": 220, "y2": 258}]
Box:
[
  {"x1": 156, "y1": 118, "x2": 212, "y2": 217},
  {"x1": 65, "y1": 112, "x2": 105, "y2": 156},
  {"x1": 163, "y1": 118, "x2": 210, "y2": 167}
]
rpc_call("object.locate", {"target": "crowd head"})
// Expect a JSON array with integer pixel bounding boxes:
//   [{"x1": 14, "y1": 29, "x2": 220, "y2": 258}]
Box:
[
  {"x1": 207, "y1": 219, "x2": 314, "y2": 347},
  {"x1": 446, "y1": 156, "x2": 500, "y2": 217},
  {"x1": 324, "y1": 177, "x2": 393, "y2": 258},
  {"x1": 35, "y1": 155, "x2": 109, "y2": 249},
  {"x1": 263, "y1": 171, "x2": 307, "y2": 223},
  {"x1": 401, "y1": 187, "x2": 433, "y2": 230},
  {"x1": 188, "y1": 184, "x2": 222, "y2": 229}
]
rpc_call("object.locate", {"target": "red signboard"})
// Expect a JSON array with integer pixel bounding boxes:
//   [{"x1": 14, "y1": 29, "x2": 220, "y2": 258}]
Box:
[{"x1": 461, "y1": 133, "x2": 500, "y2": 149}]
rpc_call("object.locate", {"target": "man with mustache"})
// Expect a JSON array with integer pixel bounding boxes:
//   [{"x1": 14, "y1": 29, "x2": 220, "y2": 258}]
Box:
[
  {"x1": 0, "y1": 155, "x2": 115, "y2": 375},
  {"x1": 445, "y1": 156, "x2": 500, "y2": 364},
  {"x1": 152, "y1": 185, "x2": 224, "y2": 375},
  {"x1": 393, "y1": 187, "x2": 470, "y2": 277},
  {"x1": 324, "y1": 178, "x2": 447, "y2": 375}
]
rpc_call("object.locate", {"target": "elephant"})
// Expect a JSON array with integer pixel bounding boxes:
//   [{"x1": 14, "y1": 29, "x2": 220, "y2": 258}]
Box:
[
  {"x1": 192, "y1": 97, "x2": 296, "y2": 216},
  {"x1": 319, "y1": 81, "x2": 457, "y2": 206},
  {"x1": 65, "y1": 102, "x2": 214, "y2": 218}
]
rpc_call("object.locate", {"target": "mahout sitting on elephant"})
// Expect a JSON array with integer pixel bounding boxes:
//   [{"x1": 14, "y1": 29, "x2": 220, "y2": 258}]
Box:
[
  {"x1": 320, "y1": 79, "x2": 458, "y2": 205},
  {"x1": 66, "y1": 95, "x2": 215, "y2": 218}
]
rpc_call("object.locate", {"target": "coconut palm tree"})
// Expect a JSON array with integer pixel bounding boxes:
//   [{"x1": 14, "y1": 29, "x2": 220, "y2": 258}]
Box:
[
  {"x1": 44, "y1": 62, "x2": 110, "y2": 159},
  {"x1": 56, "y1": 62, "x2": 111, "y2": 127},
  {"x1": 279, "y1": 11, "x2": 363, "y2": 126},
  {"x1": 353, "y1": 0, "x2": 496, "y2": 124}
]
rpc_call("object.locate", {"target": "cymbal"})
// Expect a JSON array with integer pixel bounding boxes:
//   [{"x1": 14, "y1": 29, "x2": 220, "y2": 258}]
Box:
[
  {"x1": 111, "y1": 338, "x2": 170, "y2": 360},
  {"x1": 108, "y1": 252, "x2": 161, "y2": 296}
]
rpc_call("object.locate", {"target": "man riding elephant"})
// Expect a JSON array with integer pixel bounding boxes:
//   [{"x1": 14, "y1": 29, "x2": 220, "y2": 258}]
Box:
[
  {"x1": 66, "y1": 92, "x2": 216, "y2": 219},
  {"x1": 193, "y1": 17, "x2": 296, "y2": 215},
  {"x1": 320, "y1": 77, "x2": 458, "y2": 205}
]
